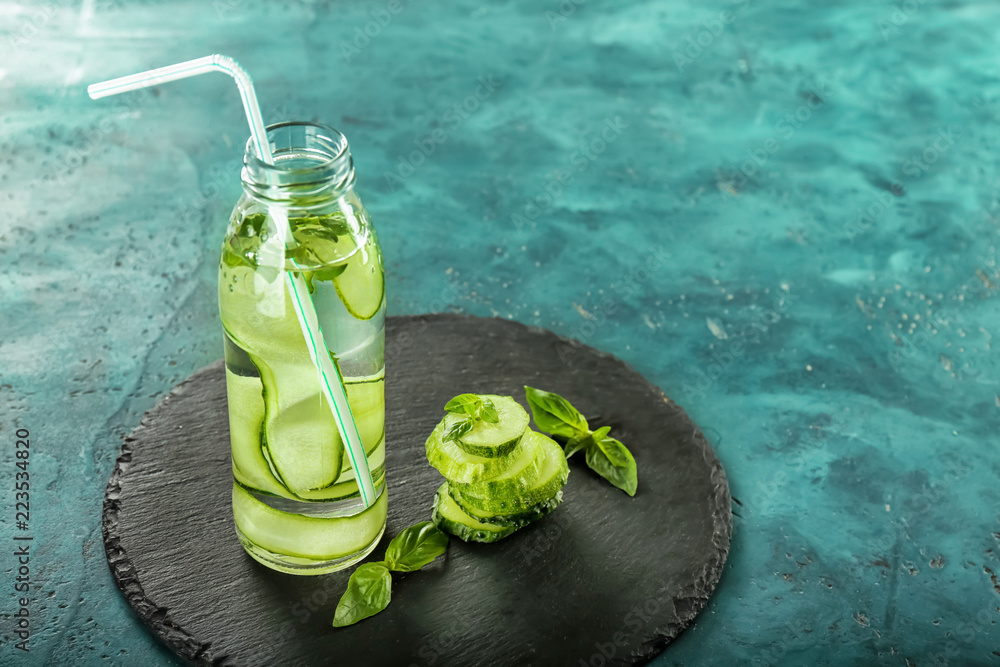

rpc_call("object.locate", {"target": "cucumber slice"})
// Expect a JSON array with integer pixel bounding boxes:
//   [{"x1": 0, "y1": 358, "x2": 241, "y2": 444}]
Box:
[
  {"x1": 425, "y1": 421, "x2": 534, "y2": 484},
  {"x1": 226, "y1": 369, "x2": 293, "y2": 499},
  {"x1": 233, "y1": 485, "x2": 387, "y2": 560},
  {"x1": 220, "y1": 264, "x2": 312, "y2": 364},
  {"x1": 443, "y1": 395, "x2": 528, "y2": 458},
  {"x1": 339, "y1": 375, "x2": 385, "y2": 472},
  {"x1": 257, "y1": 357, "x2": 344, "y2": 495},
  {"x1": 431, "y1": 483, "x2": 516, "y2": 543},
  {"x1": 450, "y1": 431, "x2": 569, "y2": 515},
  {"x1": 447, "y1": 430, "x2": 545, "y2": 498},
  {"x1": 264, "y1": 394, "x2": 345, "y2": 494},
  {"x1": 450, "y1": 487, "x2": 563, "y2": 528},
  {"x1": 334, "y1": 235, "x2": 384, "y2": 321}
]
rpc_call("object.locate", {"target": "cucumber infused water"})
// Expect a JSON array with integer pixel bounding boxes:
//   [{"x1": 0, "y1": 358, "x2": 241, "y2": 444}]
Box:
[
  {"x1": 220, "y1": 122, "x2": 388, "y2": 574},
  {"x1": 87, "y1": 61, "x2": 388, "y2": 575}
]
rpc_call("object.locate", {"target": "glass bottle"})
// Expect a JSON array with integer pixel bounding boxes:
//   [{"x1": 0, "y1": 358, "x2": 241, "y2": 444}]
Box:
[{"x1": 218, "y1": 121, "x2": 387, "y2": 575}]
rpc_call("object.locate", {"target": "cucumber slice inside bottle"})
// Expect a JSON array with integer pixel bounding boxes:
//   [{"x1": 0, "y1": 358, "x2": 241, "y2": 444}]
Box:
[
  {"x1": 425, "y1": 421, "x2": 534, "y2": 484},
  {"x1": 443, "y1": 395, "x2": 528, "y2": 458},
  {"x1": 221, "y1": 264, "x2": 313, "y2": 364},
  {"x1": 339, "y1": 375, "x2": 385, "y2": 471},
  {"x1": 431, "y1": 483, "x2": 517, "y2": 543},
  {"x1": 264, "y1": 394, "x2": 345, "y2": 494},
  {"x1": 226, "y1": 368, "x2": 294, "y2": 499},
  {"x1": 449, "y1": 431, "x2": 569, "y2": 515},
  {"x1": 233, "y1": 485, "x2": 387, "y2": 560},
  {"x1": 256, "y1": 357, "x2": 344, "y2": 495},
  {"x1": 334, "y1": 236, "x2": 384, "y2": 321}
]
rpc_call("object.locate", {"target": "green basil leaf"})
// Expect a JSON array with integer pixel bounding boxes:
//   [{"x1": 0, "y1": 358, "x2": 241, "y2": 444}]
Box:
[
  {"x1": 524, "y1": 386, "x2": 590, "y2": 438},
  {"x1": 443, "y1": 417, "x2": 474, "y2": 443},
  {"x1": 444, "y1": 394, "x2": 482, "y2": 417},
  {"x1": 241, "y1": 213, "x2": 268, "y2": 238},
  {"x1": 563, "y1": 432, "x2": 592, "y2": 458},
  {"x1": 479, "y1": 398, "x2": 500, "y2": 424},
  {"x1": 585, "y1": 427, "x2": 638, "y2": 497},
  {"x1": 312, "y1": 264, "x2": 348, "y2": 283},
  {"x1": 384, "y1": 521, "x2": 449, "y2": 573},
  {"x1": 332, "y1": 562, "x2": 392, "y2": 627}
]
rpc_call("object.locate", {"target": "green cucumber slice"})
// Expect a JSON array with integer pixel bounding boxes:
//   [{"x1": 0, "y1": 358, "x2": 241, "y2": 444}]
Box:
[
  {"x1": 257, "y1": 357, "x2": 344, "y2": 495},
  {"x1": 450, "y1": 431, "x2": 569, "y2": 515},
  {"x1": 226, "y1": 368, "x2": 293, "y2": 499},
  {"x1": 447, "y1": 430, "x2": 546, "y2": 497},
  {"x1": 431, "y1": 483, "x2": 516, "y2": 543},
  {"x1": 444, "y1": 395, "x2": 528, "y2": 458},
  {"x1": 334, "y1": 235, "x2": 384, "y2": 321},
  {"x1": 449, "y1": 487, "x2": 563, "y2": 528},
  {"x1": 425, "y1": 421, "x2": 533, "y2": 484},
  {"x1": 233, "y1": 485, "x2": 387, "y2": 560},
  {"x1": 338, "y1": 375, "x2": 385, "y2": 472}
]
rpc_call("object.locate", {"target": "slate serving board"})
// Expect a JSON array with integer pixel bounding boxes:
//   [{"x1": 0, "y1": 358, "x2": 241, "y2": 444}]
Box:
[{"x1": 103, "y1": 314, "x2": 732, "y2": 667}]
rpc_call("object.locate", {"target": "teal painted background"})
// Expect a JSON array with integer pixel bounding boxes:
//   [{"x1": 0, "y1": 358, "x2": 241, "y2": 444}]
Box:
[{"x1": 2, "y1": 0, "x2": 999, "y2": 664}]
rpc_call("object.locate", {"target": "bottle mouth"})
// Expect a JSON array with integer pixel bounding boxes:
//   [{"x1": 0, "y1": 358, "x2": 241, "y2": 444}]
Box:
[{"x1": 242, "y1": 121, "x2": 355, "y2": 201}]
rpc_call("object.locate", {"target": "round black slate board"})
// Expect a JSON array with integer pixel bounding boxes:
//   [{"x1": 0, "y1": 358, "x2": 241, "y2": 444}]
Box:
[{"x1": 103, "y1": 314, "x2": 732, "y2": 667}]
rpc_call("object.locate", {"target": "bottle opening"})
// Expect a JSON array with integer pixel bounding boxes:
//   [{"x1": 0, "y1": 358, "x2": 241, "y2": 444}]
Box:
[{"x1": 242, "y1": 121, "x2": 355, "y2": 201}]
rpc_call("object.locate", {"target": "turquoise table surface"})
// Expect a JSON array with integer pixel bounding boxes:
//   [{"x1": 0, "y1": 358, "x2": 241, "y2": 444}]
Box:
[{"x1": 2, "y1": 0, "x2": 1000, "y2": 665}]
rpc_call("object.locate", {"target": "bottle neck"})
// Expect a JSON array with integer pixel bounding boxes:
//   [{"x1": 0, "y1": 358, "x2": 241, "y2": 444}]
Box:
[{"x1": 240, "y1": 121, "x2": 356, "y2": 207}]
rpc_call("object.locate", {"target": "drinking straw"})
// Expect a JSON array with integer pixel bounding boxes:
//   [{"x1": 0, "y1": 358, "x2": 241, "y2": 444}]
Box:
[{"x1": 88, "y1": 55, "x2": 377, "y2": 508}]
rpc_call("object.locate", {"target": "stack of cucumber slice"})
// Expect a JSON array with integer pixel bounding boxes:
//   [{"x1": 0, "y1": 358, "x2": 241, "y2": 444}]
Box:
[{"x1": 427, "y1": 395, "x2": 569, "y2": 543}]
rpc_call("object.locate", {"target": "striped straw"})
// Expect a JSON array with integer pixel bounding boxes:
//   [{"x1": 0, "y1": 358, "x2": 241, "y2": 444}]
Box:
[{"x1": 88, "y1": 55, "x2": 376, "y2": 508}]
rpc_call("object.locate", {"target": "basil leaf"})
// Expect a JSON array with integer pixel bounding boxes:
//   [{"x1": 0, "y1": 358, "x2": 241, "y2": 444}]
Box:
[
  {"x1": 563, "y1": 432, "x2": 591, "y2": 458},
  {"x1": 312, "y1": 264, "x2": 348, "y2": 283},
  {"x1": 332, "y1": 562, "x2": 392, "y2": 627},
  {"x1": 524, "y1": 386, "x2": 590, "y2": 438},
  {"x1": 585, "y1": 426, "x2": 638, "y2": 496},
  {"x1": 443, "y1": 417, "x2": 474, "y2": 443},
  {"x1": 444, "y1": 394, "x2": 482, "y2": 417},
  {"x1": 479, "y1": 398, "x2": 499, "y2": 424},
  {"x1": 384, "y1": 521, "x2": 449, "y2": 573},
  {"x1": 241, "y1": 213, "x2": 268, "y2": 238}
]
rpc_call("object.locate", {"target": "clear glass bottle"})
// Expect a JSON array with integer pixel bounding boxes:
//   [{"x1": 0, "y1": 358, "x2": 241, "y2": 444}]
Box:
[{"x1": 218, "y1": 121, "x2": 387, "y2": 575}]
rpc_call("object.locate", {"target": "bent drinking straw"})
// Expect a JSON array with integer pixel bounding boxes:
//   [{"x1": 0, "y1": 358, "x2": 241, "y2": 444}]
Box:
[{"x1": 88, "y1": 55, "x2": 377, "y2": 508}]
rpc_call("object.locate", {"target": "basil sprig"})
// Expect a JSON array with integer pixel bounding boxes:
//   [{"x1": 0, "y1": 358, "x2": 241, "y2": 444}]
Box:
[
  {"x1": 442, "y1": 393, "x2": 499, "y2": 442},
  {"x1": 383, "y1": 521, "x2": 450, "y2": 572},
  {"x1": 333, "y1": 522, "x2": 449, "y2": 627},
  {"x1": 332, "y1": 562, "x2": 391, "y2": 627},
  {"x1": 524, "y1": 386, "x2": 638, "y2": 497}
]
